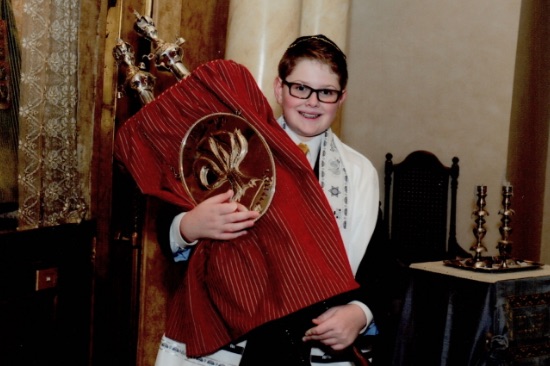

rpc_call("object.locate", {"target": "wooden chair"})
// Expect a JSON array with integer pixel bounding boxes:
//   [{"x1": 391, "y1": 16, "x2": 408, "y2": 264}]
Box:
[{"x1": 384, "y1": 150, "x2": 470, "y2": 266}]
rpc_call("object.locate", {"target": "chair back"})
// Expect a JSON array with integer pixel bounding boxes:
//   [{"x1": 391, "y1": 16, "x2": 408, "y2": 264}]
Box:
[{"x1": 384, "y1": 150, "x2": 466, "y2": 265}]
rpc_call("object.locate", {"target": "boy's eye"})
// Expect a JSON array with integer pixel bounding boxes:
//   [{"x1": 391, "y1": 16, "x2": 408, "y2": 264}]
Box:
[
  {"x1": 320, "y1": 89, "x2": 337, "y2": 96},
  {"x1": 294, "y1": 84, "x2": 309, "y2": 92}
]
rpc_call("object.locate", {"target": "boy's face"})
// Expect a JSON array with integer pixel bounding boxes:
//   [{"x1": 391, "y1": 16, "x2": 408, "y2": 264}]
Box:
[{"x1": 274, "y1": 59, "x2": 346, "y2": 141}]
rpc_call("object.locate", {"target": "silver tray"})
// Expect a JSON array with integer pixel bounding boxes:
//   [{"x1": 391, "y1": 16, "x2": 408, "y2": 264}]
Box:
[{"x1": 443, "y1": 257, "x2": 544, "y2": 273}]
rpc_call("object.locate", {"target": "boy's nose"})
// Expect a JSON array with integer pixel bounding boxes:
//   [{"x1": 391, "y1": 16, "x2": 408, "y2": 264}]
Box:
[{"x1": 306, "y1": 92, "x2": 320, "y2": 106}]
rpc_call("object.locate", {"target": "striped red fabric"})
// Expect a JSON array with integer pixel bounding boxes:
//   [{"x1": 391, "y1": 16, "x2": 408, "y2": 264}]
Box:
[{"x1": 114, "y1": 59, "x2": 358, "y2": 357}]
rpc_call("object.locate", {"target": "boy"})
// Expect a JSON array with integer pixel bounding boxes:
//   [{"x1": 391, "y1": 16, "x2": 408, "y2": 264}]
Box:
[
  {"x1": 165, "y1": 35, "x2": 380, "y2": 365},
  {"x1": 116, "y1": 35, "x2": 385, "y2": 366}
]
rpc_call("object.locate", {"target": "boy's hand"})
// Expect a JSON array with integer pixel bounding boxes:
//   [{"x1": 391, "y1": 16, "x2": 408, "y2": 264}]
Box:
[
  {"x1": 302, "y1": 304, "x2": 367, "y2": 351},
  {"x1": 180, "y1": 190, "x2": 260, "y2": 242}
]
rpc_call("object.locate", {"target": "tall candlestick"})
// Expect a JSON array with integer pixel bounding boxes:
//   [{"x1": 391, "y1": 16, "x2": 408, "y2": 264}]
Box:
[
  {"x1": 470, "y1": 185, "x2": 488, "y2": 264},
  {"x1": 497, "y1": 184, "x2": 515, "y2": 268}
]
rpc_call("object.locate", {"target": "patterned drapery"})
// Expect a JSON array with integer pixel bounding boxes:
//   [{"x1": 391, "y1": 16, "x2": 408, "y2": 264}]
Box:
[
  {"x1": 0, "y1": 0, "x2": 20, "y2": 227},
  {"x1": 17, "y1": 0, "x2": 86, "y2": 229}
]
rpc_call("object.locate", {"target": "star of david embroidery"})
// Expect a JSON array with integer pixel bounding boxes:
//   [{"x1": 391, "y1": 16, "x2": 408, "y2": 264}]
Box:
[{"x1": 329, "y1": 186, "x2": 341, "y2": 197}]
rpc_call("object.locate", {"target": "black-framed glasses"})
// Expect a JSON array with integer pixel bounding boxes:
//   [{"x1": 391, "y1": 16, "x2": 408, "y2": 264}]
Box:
[{"x1": 282, "y1": 80, "x2": 343, "y2": 103}]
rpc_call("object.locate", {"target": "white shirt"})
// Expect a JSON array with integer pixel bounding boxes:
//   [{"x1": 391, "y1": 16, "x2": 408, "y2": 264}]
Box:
[{"x1": 165, "y1": 124, "x2": 379, "y2": 366}]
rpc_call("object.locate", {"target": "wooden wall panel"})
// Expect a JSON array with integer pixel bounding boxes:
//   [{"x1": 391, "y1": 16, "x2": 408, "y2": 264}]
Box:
[{"x1": 151, "y1": 1, "x2": 230, "y2": 94}]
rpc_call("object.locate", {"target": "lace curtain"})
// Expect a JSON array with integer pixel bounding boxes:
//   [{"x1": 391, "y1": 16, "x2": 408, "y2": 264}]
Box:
[
  {"x1": 0, "y1": 0, "x2": 19, "y2": 229},
  {"x1": 17, "y1": 0, "x2": 86, "y2": 230}
]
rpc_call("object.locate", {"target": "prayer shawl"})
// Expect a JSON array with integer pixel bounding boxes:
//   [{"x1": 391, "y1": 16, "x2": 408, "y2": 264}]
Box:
[{"x1": 114, "y1": 59, "x2": 359, "y2": 357}]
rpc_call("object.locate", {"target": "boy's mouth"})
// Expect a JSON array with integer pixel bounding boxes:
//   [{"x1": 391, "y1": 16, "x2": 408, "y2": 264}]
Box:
[{"x1": 300, "y1": 112, "x2": 321, "y2": 119}]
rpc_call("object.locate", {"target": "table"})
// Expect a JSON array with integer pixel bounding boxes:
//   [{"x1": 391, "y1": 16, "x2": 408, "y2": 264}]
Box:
[{"x1": 392, "y1": 261, "x2": 550, "y2": 366}]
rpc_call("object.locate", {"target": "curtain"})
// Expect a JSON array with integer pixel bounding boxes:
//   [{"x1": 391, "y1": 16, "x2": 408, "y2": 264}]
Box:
[
  {"x1": 17, "y1": 0, "x2": 85, "y2": 229},
  {"x1": 0, "y1": 0, "x2": 20, "y2": 230}
]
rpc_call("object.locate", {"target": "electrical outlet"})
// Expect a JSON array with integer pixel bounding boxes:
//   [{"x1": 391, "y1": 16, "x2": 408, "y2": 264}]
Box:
[{"x1": 35, "y1": 267, "x2": 58, "y2": 291}]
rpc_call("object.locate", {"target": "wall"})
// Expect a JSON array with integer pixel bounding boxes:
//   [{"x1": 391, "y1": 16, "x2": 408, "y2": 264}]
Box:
[
  {"x1": 507, "y1": 1, "x2": 550, "y2": 262},
  {"x1": 343, "y1": 0, "x2": 523, "y2": 257},
  {"x1": 544, "y1": 139, "x2": 550, "y2": 264}
]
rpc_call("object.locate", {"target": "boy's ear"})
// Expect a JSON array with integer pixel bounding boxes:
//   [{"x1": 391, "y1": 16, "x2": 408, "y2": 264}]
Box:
[
  {"x1": 338, "y1": 89, "x2": 348, "y2": 106},
  {"x1": 273, "y1": 77, "x2": 284, "y2": 104}
]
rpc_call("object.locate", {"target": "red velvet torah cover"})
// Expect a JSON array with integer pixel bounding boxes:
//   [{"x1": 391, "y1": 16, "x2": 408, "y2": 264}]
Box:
[{"x1": 114, "y1": 59, "x2": 358, "y2": 357}]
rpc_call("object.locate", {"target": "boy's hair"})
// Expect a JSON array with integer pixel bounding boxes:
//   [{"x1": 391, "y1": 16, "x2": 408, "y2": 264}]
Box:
[{"x1": 278, "y1": 34, "x2": 348, "y2": 90}]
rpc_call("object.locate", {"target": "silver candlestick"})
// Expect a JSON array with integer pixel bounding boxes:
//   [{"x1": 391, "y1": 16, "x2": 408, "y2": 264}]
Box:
[
  {"x1": 470, "y1": 185, "x2": 489, "y2": 266},
  {"x1": 444, "y1": 184, "x2": 543, "y2": 272},
  {"x1": 497, "y1": 184, "x2": 515, "y2": 268}
]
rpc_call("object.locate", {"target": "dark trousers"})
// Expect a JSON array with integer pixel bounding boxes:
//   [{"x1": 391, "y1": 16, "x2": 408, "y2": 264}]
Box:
[{"x1": 239, "y1": 292, "x2": 363, "y2": 366}]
